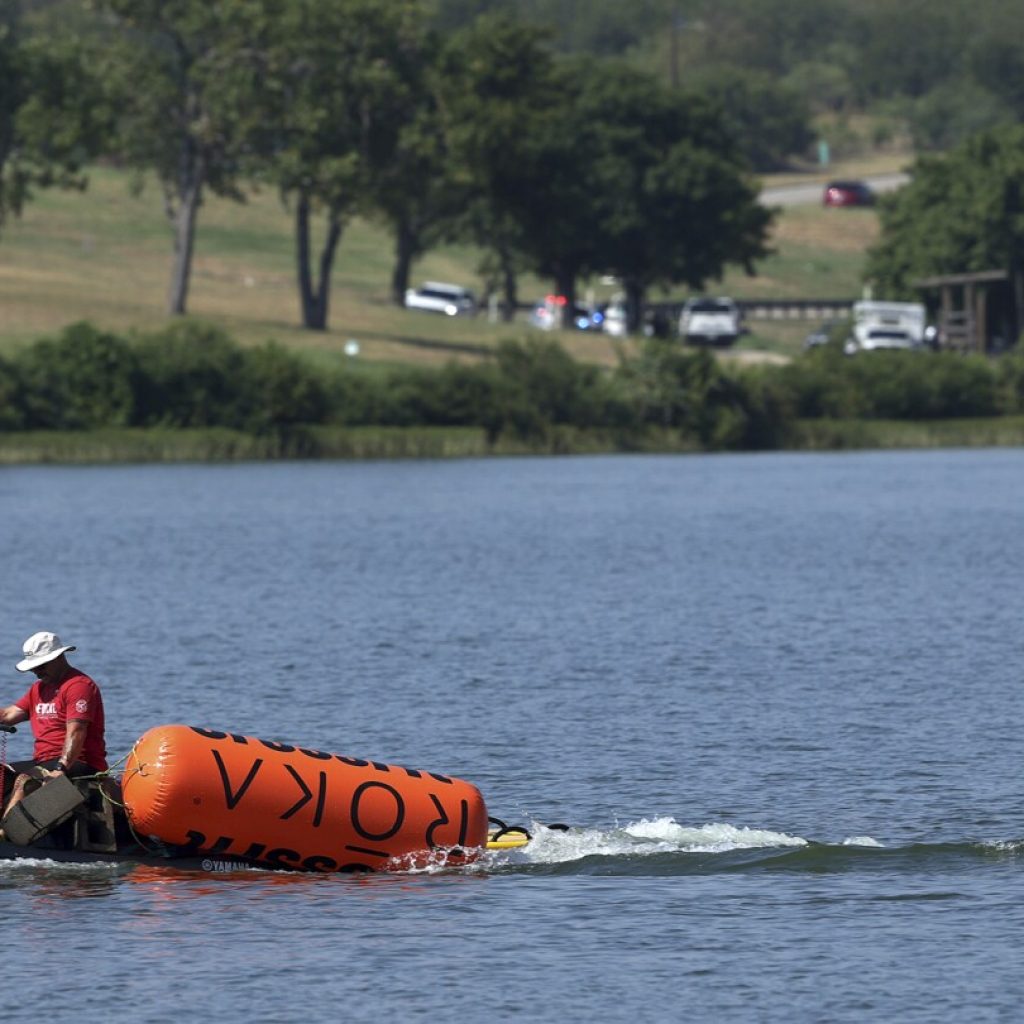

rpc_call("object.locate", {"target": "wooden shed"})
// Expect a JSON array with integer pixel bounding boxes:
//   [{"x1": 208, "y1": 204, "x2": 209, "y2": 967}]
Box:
[{"x1": 912, "y1": 269, "x2": 1015, "y2": 353}]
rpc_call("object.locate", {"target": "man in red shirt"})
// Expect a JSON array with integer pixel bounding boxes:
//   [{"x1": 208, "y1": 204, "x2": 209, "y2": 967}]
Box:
[{"x1": 0, "y1": 631, "x2": 107, "y2": 823}]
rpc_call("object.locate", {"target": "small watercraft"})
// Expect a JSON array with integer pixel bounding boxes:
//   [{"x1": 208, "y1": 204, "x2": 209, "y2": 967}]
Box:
[
  {"x1": 0, "y1": 723, "x2": 540, "y2": 873},
  {"x1": 0, "y1": 817, "x2": 536, "y2": 873}
]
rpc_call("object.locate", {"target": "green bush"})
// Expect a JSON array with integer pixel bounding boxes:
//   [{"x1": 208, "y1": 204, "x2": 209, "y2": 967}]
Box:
[
  {"x1": 995, "y1": 347, "x2": 1024, "y2": 413},
  {"x1": 322, "y1": 370, "x2": 390, "y2": 426},
  {"x1": 494, "y1": 338, "x2": 607, "y2": 428},
  {"x1": 3, "y1": 320, "x2": 1020, "y2": 453},
  {"x1": 14, "y1": 321, "x2": 141, "y2": 429},
  {"x1": 238, "y1": 342, "x2": 331, "y2": 432},
  {"x1": 845, "y1": 351, "x2": 997, "y2": 419},
  {"x1": 777, "y1": 345, "x2": 870, "y2": 419},
  {"x1": 365, "y1": 364, "x2": 494, "y2": 428},
  {"x1": 614, "y1": 341, "x2": 783, "y2": 448},
  {"x1": 780, "y1": 348, "x2": 998, "y2": 420},
  {"x1": 0, "y1": 355, "x2": 27, "y2": 430},
  {"x1": 133, "y1": 321, "x2": 248, "y2": 428},
  {"x1": 723, "y1": 368, "x2": 794, "y2": 450}
]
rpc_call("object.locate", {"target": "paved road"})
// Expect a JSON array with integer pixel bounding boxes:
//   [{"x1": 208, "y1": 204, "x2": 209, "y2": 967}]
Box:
[{"x1": 761, "y1": 171, "x2": 910, "y2": 207}]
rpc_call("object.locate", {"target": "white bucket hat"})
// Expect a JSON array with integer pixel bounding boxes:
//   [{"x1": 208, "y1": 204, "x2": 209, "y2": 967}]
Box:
[{"x1": 16, "y1": 631, "x2": 76, "y2": 673}]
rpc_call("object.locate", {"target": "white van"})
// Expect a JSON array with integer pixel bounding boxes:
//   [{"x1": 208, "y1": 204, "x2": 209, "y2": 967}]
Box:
[{"x1": 404, "y1": 281, "x2": 477, "y2": 317}]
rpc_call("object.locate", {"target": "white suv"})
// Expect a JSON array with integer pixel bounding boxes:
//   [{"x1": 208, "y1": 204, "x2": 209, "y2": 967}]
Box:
[{"x1": 404, "y1": 281, "x2": 477, "y2": 317}]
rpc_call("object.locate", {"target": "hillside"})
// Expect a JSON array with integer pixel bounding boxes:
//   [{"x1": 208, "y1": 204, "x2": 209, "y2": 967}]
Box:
[{"x1": 0, "y1": 160, "x2": 890, "y2": 369}]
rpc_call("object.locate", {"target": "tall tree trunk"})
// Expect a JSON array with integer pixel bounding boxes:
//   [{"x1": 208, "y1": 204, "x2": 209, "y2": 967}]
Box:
[
  {"x1": 1011, "y1": 261, "x2": 1024, "y2": 345},
  {"x1": 624, "y1": 279, "x2": 645, "y2": 335},
  {"x1": 555, "y1": 271, "x2": 577, "y2": 330},
  {"x1": 166, "y1": 150, "x2": 205, "y2": 316},
  {"x1": 296, "y1": 192, "x2": 343, "y2": 330},
  {"x1": 499, "y1": 246, "x2": 518, "y2": 323},
  {"x1": 391, "y1": 219, "x2": 417, "y2": 306}
]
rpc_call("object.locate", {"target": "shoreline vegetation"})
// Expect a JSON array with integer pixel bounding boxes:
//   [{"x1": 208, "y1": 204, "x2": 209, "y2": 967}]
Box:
[
  {"x1": 4, "y1": 153, "x2": 1024, "y2": 466},
  {"x1": 5, "y1": 319, "x2": 1024, "y2": 465},
  {"x1": 4, "y1": 418, "x2": 1024, "y2": 466}
]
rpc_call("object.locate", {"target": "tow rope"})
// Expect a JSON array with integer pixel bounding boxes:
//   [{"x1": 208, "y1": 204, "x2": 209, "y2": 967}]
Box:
[{"x1": 0, "y1": 726, "x2": 7, "y2": 812}]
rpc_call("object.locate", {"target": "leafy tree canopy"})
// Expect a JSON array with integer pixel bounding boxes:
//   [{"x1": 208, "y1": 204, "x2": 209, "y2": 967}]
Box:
[
  {"x1": 564, "y1": 60, "x2": 773, "y2": 321},
  {"x1": 0, "y1": 3, "x2": 107, "y2": 234},
  {"x1": 865, "y1": 126, "x2": 1024, "y2": 296},
  {"x1": 688, "y1": 66, "x2": 814, "y2": 170},
  {"x1": 92, "y1": 0, "x2": 285, "y2": 313}
]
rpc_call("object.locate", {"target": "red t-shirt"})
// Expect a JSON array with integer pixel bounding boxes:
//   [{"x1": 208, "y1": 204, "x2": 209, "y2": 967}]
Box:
[{"x1": 14, "y1": 671, "x2": 108, "y2": 771}]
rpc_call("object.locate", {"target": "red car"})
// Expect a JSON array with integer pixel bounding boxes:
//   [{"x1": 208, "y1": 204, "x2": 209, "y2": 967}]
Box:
[{"x1": 823, "y1": 180, "x2": 875, "y2": 207}]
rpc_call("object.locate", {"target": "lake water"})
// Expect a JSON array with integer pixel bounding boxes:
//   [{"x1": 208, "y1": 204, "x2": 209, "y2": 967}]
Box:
[{"x1": 0, "y1": 449, "x2": 1022, "y2": 1022}]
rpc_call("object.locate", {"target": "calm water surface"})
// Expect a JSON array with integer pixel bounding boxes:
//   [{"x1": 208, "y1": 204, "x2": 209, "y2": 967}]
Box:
[{"x1": 1, "y1": 449, "x2": 1022, "y2": 1022}]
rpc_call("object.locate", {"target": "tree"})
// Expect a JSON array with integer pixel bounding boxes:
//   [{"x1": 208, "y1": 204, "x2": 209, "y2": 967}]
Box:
[
  {"x1": 678, "y1": 0, "x2": 855, "y2": 81},
  {"x1": 848, "y1": 0, "x2": 972, "y2": 104},
  {"x1": 429, "y1": 0, "x2": 670, "y2": 56},
  {"x1": 549, "y1": 61, "x2": 773, "y2": 331},
  {"x1": 438, "y1": 35, "x2": 772, "y2": 331},
  {"x1": 903, "y1": 79, "x2": 1012, "y2": 153},
  {"x1": 968, "y1": 9, "x2": 1024, "y2": 121},
  {"x1": 598, "y1": 73, "x2": 770, "y2": 327},
  {"x1": 865, "y1": 126, "x2": 1024, "y2": 340},
  {"x1": 258, "y1": 0, "x2": 430, "y2": 330},
  {"x1": 782, "y1": 52, "x2": 857, "y2": 114},
  {"x1": 0, "y1": 5, "x2": 107, "y2": 236},
  {"x1": 1, "y1": 5, "x2": 30, "y2": 232},
  {"x1": 434, "y1": 15, "x2": 566, "y2": 321},
  {"x1": 360, "y1": 32, "x2": 469, "y2": 309},
  {"x1": 374, "y1": 110, "x2": 461, "y2": 309},
  {"x1": 94, "y1": 0, "x2": 277, "y2": 315},
  {"x1": 690, "y1": 67, "x2": 814, "y2": 171}
]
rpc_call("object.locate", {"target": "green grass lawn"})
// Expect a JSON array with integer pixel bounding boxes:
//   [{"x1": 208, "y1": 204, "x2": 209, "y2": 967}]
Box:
[{"x1": 0, "y1": 160, "x2": 895, "y2": 367}]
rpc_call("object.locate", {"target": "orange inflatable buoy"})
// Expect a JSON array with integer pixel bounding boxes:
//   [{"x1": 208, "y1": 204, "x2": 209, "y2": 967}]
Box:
[{"x1": 121, "y1": 724, "x2": 489, "y2": 872}]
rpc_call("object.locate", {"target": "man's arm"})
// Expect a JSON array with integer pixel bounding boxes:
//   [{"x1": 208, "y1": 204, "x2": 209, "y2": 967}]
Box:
[
  {"x1": 38, "y1": 719, "x2": 89, "y2": 778},
  {"x1": 0, "y1": 705, "x2": 28, "y2": 727},
  {"x1": 59, "y1": 719, "x2": 89, "y2": 768}
]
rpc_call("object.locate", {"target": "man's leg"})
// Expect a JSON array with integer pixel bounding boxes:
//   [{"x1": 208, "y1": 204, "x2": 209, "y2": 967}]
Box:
[
  {"x1": 2, "y1": 761, "x2": 49, "y2": 823},
  {"x1": 3, "y1": 771, "x2": 43, "y2": 818}
]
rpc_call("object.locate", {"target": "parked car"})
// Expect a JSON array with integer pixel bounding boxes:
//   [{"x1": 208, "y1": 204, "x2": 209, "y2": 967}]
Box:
[
  {"x1": 601, "y1": 302, "x2": 628, "y2": 337},
  {"x1": 404, "y1": 281, "x2": 477, "y2": 316},
  {"x1": 803, "y1": 320, "x2": 841, "y2": 350},
  {"x1": 678, "y1": 297, "x2": 741, "y2": 347},
  {"x1": 823, "y1": 180, "x2": 875, "y2": 207},
  {"x1": 528, "y1": 295, "x2": 601, "y2": 331}
]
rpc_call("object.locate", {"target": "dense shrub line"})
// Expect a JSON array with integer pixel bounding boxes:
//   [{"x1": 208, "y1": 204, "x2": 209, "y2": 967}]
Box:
[{"x1": 2, "y1": 322, "x2": 1024, "y2": 451}]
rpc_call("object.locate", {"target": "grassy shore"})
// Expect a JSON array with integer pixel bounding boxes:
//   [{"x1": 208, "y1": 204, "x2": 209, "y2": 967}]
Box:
[
  {"x1": 0, "y1": 426, "x2": 503, "y2": 464},
  {"x1": 0, "y1": 157, "x2": 896, "y2": 369},
  {"x1": 7, "y1": 149, "x2": 1017, "y2": 463},
  {"x1": 789, "y1": 417, "x2": 1024, "y2": 450},
  {"x1": 0, "y1": 166, "x2": 634, "y2": 369},
  {"x1": 2, "y1": 417, "x2": 1023, "y2": 466},
  {"x1": 0, "y1": 425, "x2": 702, "y2": 464}
]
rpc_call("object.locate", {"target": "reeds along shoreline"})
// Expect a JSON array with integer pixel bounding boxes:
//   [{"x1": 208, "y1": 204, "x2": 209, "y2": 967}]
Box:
[
  {"x1": 0, "y1": 426, "x2": 491, "y2": 465},
  {"x1": 1, "y1": 420, "x2": 1023, "y2": 466}
]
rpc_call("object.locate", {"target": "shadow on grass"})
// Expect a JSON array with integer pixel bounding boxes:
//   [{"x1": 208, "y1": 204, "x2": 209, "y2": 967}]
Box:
[{"x1": 345, "y1": 328, "x2": 495, "y2": 358}]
